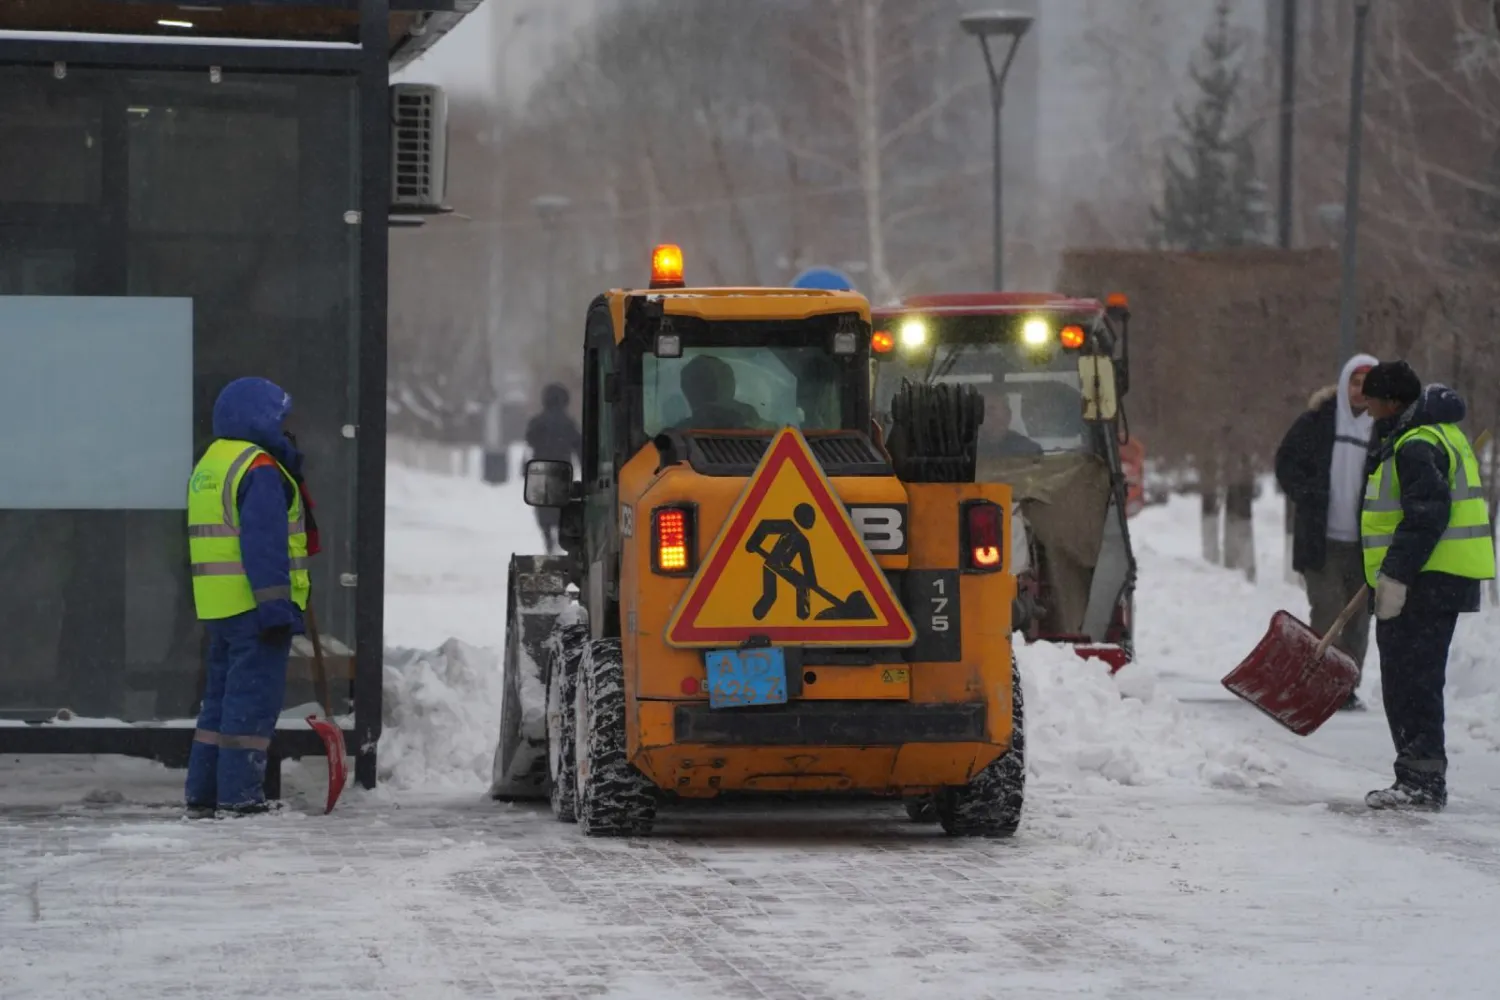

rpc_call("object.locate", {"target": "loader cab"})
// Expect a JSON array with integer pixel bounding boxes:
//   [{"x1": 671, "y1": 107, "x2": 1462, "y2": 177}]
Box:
[
  {"x1": 871, "y1": 293, "x2": 1138, "y2": 667},
  {"x1": 529, "y1": 246, "x2": 877, "y2": 641}
]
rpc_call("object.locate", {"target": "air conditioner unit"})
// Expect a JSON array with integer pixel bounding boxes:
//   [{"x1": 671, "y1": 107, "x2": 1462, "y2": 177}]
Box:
[{"x1": 390, "y1": 83, "x2": 449, "y2": 212}]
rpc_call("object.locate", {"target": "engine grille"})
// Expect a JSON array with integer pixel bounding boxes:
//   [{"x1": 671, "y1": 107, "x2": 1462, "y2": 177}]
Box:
[{"x1": 685, "y1": 431, "x2": 890, "y2": 477}]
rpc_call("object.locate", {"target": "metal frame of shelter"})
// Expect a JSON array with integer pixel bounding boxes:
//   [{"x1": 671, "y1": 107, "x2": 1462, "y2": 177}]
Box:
[{"x1": 0, "y1": 0, "x2": 475, "y2": 791}]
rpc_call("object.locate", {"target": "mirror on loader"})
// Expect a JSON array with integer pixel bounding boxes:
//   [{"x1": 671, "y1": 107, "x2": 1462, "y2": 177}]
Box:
[
  {"x1": 1077, "y1": 356, "x2": 1119, "y2": 422},
  {"x1": 523, "y1": 459, "x2": 573, "y2": 507}
]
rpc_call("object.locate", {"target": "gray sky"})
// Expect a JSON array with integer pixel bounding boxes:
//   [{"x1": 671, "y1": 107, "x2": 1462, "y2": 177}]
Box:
[{"x1": 395, "y1": 0, "x2": 615, "y2": 104}]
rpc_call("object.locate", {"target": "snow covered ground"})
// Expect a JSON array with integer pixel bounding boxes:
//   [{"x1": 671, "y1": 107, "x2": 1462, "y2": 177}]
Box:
[{"x1": 4, "y1": 467, "x2": 1500, "y2": 999}]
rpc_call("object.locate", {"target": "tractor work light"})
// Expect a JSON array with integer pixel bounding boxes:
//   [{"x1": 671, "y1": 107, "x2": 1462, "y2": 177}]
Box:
[
  {"x1": 872, "y1": 330, "x2": 895, "y2": 354},
  {"x1": 1059, "y1": 324, "x2": 1086, "y2": 350},
  {"x1": 656, "y1": 332, "x2": 682, "y2": 358},
  {"x1": 650, "y1": 244, "x2": 685, "y2": 289},
  {"x1": 652, "y1": 505, "x2": 695, "y2": 575},
  {"x1": 832, "y1": 331, "x2": 857, "y2": 355},
  {"x1": 1021, "y1": 318, "x2": 1050, "y2": 346},
  {"x1": 900, "y1": 318, "x2": 929, "y2": 348}
]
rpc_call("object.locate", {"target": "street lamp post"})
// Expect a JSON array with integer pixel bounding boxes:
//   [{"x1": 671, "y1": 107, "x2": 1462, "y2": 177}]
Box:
[
  {"x1": 532, "y1": 193, "x2": 572, "y2": 342},
  {"x1": 1276, "y1": 0, "x2": 1298, "y2": 250},
  {"x1": 1336, "y1": 0, "x2": 1373, "y2": 363},
  {"x1": 960, "y1": 10, "x2": 1034, "y2": 292}
]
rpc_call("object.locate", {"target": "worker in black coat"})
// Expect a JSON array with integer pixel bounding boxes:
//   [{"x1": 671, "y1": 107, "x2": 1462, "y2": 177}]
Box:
[
  {"x1": 525, "y1": 383, "x2": 583, "y2": 554},
  {"x1": 1359, "y1": 361, "x2": 1495, "y2": 811},
  {"x1": 1274, "y1": 353, "x2": 1379, "y2": 709}
]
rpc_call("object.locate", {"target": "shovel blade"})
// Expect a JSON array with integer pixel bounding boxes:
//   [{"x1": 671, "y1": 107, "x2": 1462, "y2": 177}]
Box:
[
  {"x1": 1222, "y1": 611, "x2": 1360, "y2": 736},
  {"x1": 306, "y1": 715, "x2": 348, "y2": 814},
  {"x1": 814, "y1": 590, "x2": 876, "y2": 621}
]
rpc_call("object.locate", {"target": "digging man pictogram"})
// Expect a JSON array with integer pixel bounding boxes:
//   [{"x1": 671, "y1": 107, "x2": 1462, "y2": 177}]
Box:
[{"x1": 745, "y1": 503, "x2": 876, "y2": 621}]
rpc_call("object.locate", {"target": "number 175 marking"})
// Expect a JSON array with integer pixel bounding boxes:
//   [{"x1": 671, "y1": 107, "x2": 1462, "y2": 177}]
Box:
[{"x1": 930, "y1": 577, "x2": 949, "y2": 632}]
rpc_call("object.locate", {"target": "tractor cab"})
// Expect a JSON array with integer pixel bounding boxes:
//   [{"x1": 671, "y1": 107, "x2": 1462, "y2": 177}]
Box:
[{"x1": 872, "y1": 293, "x2": 1138, "y2": 669}]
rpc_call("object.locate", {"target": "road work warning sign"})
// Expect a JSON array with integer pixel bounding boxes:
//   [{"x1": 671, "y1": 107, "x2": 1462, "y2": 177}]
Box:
[{"x1": 666, "y1": 427, "x2": 915, "y2": 648}]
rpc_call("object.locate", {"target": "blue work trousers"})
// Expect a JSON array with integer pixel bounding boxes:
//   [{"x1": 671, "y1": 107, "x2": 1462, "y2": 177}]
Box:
[{"x1": 184, "y1": 613, "x2": 291, "y2": 809}]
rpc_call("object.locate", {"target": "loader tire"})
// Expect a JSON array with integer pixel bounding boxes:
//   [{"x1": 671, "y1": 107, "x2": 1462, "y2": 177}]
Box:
[
  {"x1": 935, "y1": 660, "x2": 1025, "y2": 838},
  {"x1": 574, "y1": 638, "x2": 657, "y2": 837},
  {"x1": 546, "y1": 624, "x2": 589, "y2": 823}
]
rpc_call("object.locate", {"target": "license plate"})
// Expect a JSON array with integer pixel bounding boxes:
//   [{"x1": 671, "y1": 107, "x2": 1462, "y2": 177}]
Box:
[{"x1": 704, "y1": 648, "x2": 788, "y2": 709}]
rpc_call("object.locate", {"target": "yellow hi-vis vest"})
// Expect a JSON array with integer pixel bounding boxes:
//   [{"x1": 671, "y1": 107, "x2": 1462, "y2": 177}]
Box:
[
  {"x1": 1361, "y1": 423, "x2": 1496, "y2": 588},
  {"x1": 187, "y1": 438, "x2": 310, "y2": 620}
]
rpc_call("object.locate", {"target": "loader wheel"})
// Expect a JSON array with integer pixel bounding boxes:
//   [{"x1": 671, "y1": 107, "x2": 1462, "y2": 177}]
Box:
[
  {"x1": 904, "y1": 797, "x2": 938, "y2": 823},
  {"x1": 935, "y1": 660, "x2": 1025, "y2": 838},
  {"x1": 546, "y1": 624, "x2": 589, "y2": 823},
  {"x1": 574, "y1": 638, "x2": 657, "y2": 837}
]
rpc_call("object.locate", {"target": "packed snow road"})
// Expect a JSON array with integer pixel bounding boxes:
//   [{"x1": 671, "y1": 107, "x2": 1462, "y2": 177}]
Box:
[{"x1": 4, "y1": 468, "x2": 1500, "y2": 999}]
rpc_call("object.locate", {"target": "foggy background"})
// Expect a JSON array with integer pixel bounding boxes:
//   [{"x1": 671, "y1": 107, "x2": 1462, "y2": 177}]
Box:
[{"x1": 386, "y1": 0, "x2": 1500, "y2": 580}]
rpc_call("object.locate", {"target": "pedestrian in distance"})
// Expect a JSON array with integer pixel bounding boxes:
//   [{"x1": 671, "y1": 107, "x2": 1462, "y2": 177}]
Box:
[
  {"x1": 1275, "y1": 353, "x2": 1380, "y2": 710},
  {"x1": 525, "y1": 383, "x2": 583, "y2": 554},
  {"x1": 1359, "y1": 361, "x2": 1495, "y2": 811},
  {"x1": 184, "y1": 377, "x2": 311, "y2": 818}
]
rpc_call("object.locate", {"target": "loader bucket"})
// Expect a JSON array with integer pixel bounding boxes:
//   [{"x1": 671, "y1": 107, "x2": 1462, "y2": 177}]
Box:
[
  {"x1": 489, "y1": 554, "x2": 577, "y2": 801},
  {"x1": 1222, "y1": 611, "x2": 1359, "y2": 736}
]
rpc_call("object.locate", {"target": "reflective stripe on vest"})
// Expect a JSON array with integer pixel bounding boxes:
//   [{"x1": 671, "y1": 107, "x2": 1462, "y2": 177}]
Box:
[
  {"x1": 187, "y1": 439, "x2": 311, "y2": 620},
  {"x1": 1361, "y1": 423, "x2": 1496, "y2": 587}
]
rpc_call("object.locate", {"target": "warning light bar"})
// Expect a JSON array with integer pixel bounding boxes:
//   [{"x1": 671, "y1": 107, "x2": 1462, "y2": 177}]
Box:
[
  {"x1": 1106, "y1": 292, "x2": 1129, "y2": 310},
  {"x1": 650, "y1": 244, "x2": 685, "y2": 289},
  {"x1": 652, "y1": 505, "x2": 695, "y2": 575},
  {"x1": 962, "y1": 500, "x2": 1002, "y2": 572}
]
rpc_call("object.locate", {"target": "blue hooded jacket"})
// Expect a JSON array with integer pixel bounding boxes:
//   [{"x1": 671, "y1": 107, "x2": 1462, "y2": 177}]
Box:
[
  {"x1": 1368, "y1": 383, "x2": 1481, "y2": 613},
  {"x1": 211, "y1": 377, "x2": 306, "y2": 635}
]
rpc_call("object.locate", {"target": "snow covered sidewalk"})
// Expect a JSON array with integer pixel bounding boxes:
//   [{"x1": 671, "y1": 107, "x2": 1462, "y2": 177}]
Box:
[{"x1": 3, "y1": 469, "x2": 1500, "y2": 999}]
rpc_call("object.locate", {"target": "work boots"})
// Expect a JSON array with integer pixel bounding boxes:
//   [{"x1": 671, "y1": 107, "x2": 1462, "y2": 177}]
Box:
[{"x1": 1365, "y1": 783, "x2": 1446, "y2": 812}]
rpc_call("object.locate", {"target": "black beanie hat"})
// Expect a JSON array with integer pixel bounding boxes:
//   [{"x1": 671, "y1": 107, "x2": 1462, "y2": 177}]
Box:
[{"x1": 1362, "y1": 360, "x2": 1421, "y2": 405}]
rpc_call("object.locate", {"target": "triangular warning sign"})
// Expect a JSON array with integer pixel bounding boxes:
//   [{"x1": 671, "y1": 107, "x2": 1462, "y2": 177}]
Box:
[{"x1": 666, "y1": 426, "x2": 915, "y2": 648}]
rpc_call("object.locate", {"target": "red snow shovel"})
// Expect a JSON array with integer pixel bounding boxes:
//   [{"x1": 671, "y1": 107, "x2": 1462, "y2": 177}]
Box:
[
  {"x1": 303, "y1": 603, "x2": 348, "y2": 814},
  {"x1": 1222, "y1": 586, "x2": 1366, "y2": 736}
]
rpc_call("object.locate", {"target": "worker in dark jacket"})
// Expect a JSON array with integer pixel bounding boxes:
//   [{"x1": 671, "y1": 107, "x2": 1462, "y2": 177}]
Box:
[
  {"x1": 1360, "y1": 361, "x2": 1495, "y2": 811},
  {"x1": 185, "y1": 377, "x2": 309, "y2": 817},
  {"x1": 1275, "y1": 353, "x2": 1379, "y2": 709},
  {"x1": 525, "y1": 383, "x2": 583, "y2": 554}
]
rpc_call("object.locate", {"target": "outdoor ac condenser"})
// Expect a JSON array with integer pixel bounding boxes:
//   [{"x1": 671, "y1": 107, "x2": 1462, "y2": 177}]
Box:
[{"x1": 390, "y1": 83, "x2": 449, "y2": 212}]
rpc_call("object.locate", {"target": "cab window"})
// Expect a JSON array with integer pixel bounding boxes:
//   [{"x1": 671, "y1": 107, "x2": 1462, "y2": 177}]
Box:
[
  {"x1": 876, "y1": 341, "x2": 1090, "y2": 458},
  {"x1": 643, "y1": 346, "x2": 844, "y2": 436}
]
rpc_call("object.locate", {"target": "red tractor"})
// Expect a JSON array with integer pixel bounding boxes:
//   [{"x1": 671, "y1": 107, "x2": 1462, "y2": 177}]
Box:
[{"x1": 872, "y1": 293, "x2": 1138, "y2": 672}]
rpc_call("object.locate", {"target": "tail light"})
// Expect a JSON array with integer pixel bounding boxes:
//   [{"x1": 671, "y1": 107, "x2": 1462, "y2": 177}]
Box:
[
  {"x1": 962, "y1": 500, "x2": 1002, "y2": 572},
  {"x1": 652, "y1": 505, "x2": 695, "y2": 575}
]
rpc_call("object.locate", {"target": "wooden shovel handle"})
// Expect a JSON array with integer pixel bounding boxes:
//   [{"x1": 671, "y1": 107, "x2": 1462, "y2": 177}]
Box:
[
  {"x1": 1313, "y1": 585, "x2": 1370, "y2": 661},
  {"x1": 306, "y1": 601, "x2": 334, "y2": 721}
]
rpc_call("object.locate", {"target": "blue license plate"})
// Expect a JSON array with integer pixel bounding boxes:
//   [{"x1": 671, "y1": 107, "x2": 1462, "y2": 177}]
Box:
[{"x1": 704, "y1": 648, "x2": 788, "y2": 709}]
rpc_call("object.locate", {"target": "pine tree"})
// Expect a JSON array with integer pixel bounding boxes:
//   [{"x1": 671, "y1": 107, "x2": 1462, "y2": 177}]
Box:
[{"x1": 1153, "y1": 0, "x2": 1269, "y2": 251}]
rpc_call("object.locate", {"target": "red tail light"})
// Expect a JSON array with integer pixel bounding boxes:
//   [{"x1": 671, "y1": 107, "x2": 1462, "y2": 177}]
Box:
[
  {"x1": 963, "y1": 500, "x2": 1002, "y2": 571},
  {"x1": 652, "y1": 505, "x2": 695, "y2": 575}
]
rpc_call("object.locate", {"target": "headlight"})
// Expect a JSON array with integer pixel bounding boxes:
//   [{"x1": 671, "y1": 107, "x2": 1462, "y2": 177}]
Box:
[
  {"x1": 900, "y1": 318, "x2": 928, "y2": 348},
  {"x1": 1022, "y1": 318, "x2": 1050, "y2": 346}
]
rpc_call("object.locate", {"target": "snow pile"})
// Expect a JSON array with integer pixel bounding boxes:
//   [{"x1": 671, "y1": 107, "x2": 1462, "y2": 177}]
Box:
[
  {"x1": 379, "y1": 638, "x2": 503, "y2": 792},
  {"x1": 1022, "y1": 642, "x2": 1283, "y2": 791},
  {"x1": 1448, "y1": 614, "x2": 1500, "y2": 754}
]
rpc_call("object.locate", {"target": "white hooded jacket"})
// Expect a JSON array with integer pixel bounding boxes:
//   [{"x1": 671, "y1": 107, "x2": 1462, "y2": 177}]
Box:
[{"x1": 1325, "y1": 353, "x2": 1379, "y2": 542}]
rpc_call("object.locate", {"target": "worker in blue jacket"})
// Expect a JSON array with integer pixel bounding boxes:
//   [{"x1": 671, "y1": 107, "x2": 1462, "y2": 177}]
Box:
[{"x1": 184, "y1": 377, "x2": 310, "y2": 817}]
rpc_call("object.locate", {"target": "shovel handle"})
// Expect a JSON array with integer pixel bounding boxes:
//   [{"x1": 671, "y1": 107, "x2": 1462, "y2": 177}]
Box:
[
  {"x1": 1312, "y1": 585, "x2": 1370, "y2": 662},
  {"x1": 306, "y1": 602, "x2": 334, "y2": 721}
]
